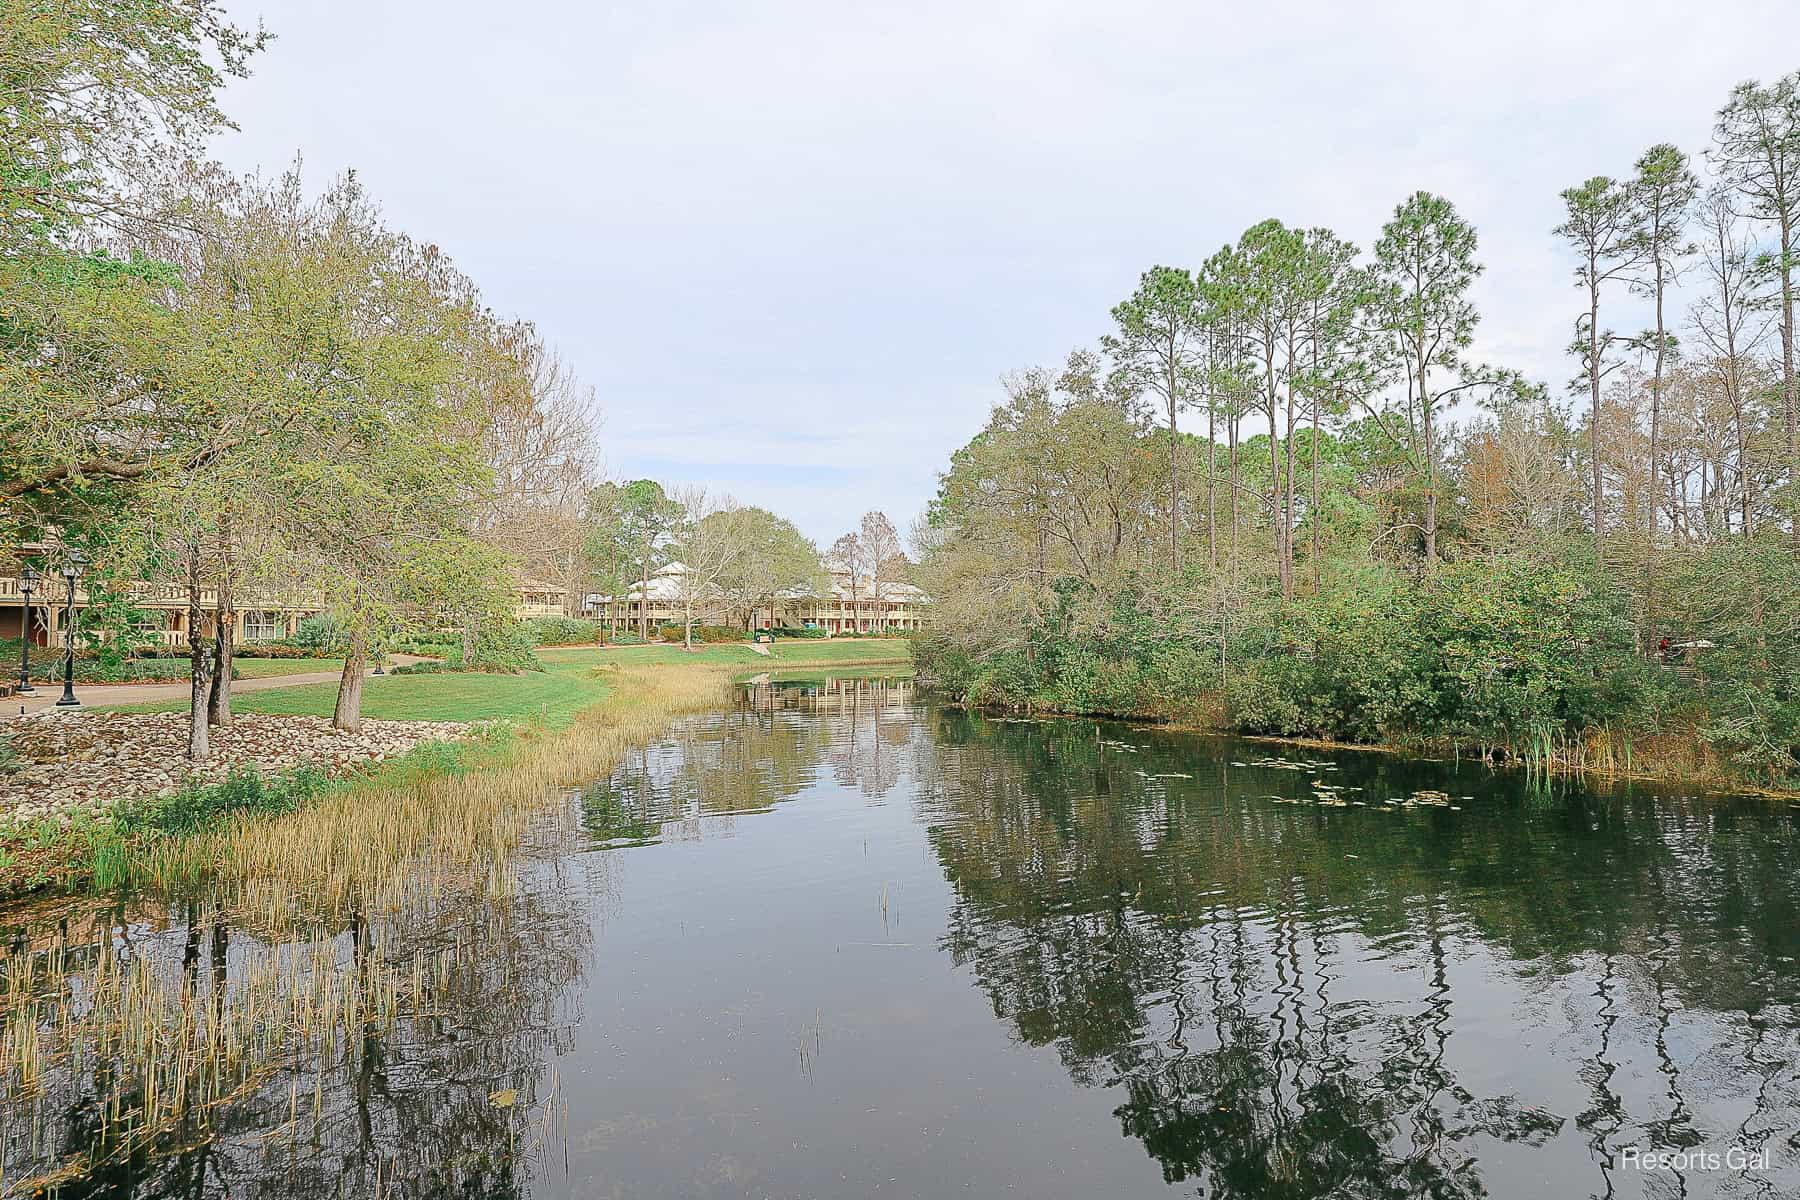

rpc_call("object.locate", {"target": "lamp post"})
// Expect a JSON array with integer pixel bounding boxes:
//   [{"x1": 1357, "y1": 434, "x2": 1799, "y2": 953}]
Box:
[
  {"x1": 55, "y1": 549, "x2": 84, "y2": 708},
  {"x1": 16, "y1": 565, "x2": 37, "y2": 696}
]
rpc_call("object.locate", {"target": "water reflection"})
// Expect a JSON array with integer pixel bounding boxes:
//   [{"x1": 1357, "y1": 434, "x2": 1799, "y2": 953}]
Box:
[
  {"x1": 7, "y1": 678, "x2": 1800, "y2": 1198},
  {"x1": 920, "y1": 710, "x2": 1800, "y2": 1198},
  {"x1": 1, "y1": 834, "x2": 595, "y2": 1196},
  {"x1": 576, "y1": 677, "x2": 921, "y2": 847}
]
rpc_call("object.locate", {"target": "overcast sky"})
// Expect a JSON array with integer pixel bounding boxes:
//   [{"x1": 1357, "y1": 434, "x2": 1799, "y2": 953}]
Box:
[{"x1": 209, "y1": 1, "x2": 1800, "y2": 546}]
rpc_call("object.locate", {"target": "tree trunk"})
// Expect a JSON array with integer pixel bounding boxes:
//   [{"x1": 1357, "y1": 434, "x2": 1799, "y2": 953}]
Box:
[
  {"x1": 1283, "y1": 374, "x2": 1297, "y2": 600},
  {"x1": 683, "y1": 596, "x2": 695, "y2": 650},
  {"x1": 1207, "y1": 401, "x2": 1218, "y2": 571},
  {"x1": 1645, "y1": 251, "x2": 1668, "y2": 653},
  {"x1": 333, "y1": 632, "x2": 367, "y2": 733},
  {"x1": 1310, "y1": 397, "x2": 1322, "y2": 595},
  {"x1": 1228, "y1": 412, "x2": 1240, "y2": 587},
  {"x1": 186, "y1": 545, "x2": 211, "y2": 762},
  {"x1": 1268, "y1": 386, "x2": 1289, "y2": 601},
  {"x1": 638, "y1": 547, "x2": 652, "y2": 640},
  {"x1": 1168, "y1": 393, "x2": 1180, "y2": 575},
  {"x1": 1419, "y1": 341, "x2": 1439, "y2": 567},
  {"x1": 1781, "y1": 212, "x2": 1798, "y2": 554},
  {"x1": 1589, "y1": 270, "x2": 1605, "y2": 555},
  {"x1": 208, "y1": 522, "x2": 234, "y2": 727}
]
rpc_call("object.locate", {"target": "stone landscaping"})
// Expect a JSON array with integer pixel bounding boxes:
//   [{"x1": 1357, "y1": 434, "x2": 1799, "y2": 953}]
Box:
[{"x1": 0, "y1": 711, "x2": 469, "y2": 827}]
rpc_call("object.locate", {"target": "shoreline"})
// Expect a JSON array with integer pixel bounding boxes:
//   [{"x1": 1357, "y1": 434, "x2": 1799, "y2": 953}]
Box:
[
  {"x1": 0, "y1": 651, "x2": 910, "y2": 903},
  {"x1": 924, "y1": 690, "x2": 1796, "y2": 801}
]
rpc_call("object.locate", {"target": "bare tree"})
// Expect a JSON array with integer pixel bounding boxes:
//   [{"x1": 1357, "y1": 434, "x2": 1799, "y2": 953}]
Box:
[
  {"x1": 1689, "y1": 188, "x2": 1775, "y2": 536},
  {"x1": 859, "y1": 511, "x2": 903, "y2": 631},
  {"x1": 828, "y1": 531, "x2": 868, "y2": 631},
  {"x1": 1714, "y1": 74, "x2": 1800, "y2": 547},
  {"x1": 669, "y1": 488, "x2": 746, "y2": 650}
]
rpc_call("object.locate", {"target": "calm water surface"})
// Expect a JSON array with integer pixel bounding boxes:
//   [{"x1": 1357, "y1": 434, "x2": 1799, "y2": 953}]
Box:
[{"x1": 5, "y1": 676, "x2": 1800, "y2": 1198}]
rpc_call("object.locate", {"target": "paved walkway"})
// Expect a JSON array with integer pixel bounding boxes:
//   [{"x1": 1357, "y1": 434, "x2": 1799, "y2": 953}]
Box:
[{"x1": 6, "y1": 656, "x2": 433, "y2": 717}]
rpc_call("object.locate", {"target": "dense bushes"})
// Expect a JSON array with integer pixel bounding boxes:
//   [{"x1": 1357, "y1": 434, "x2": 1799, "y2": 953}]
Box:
[
  {"x1": 522, "y1": 615, "x2": 601, "y2": 646},
  {"x1": 918, "y1": 558, "x2": 1679, "y2": 761},
  {"x1": 1221, "y1": 560, "x2": 1653, "y2": 749},
  {"x1": 0, "y1": 640, "x2": 243, "y2": 684},
  {"x1": 656, "y1": 623, "x2": 745, "y2": 644},
  {"x1": 292, "y1": 614, "x2": 347, "y2": 653},
  {"x1": 452, "y1": 620, "x2": 543, "y2": 673},
  {"x1": 770, "y1": 625, "x2": 828, "y2": 638}
]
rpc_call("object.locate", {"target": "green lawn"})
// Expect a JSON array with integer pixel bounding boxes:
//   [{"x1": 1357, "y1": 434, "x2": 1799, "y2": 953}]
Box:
[
  {"x1": 231, "y1": 657, "x2": 345, "y2": 678},
  {"x1": 567, "y1": 639, "x2": 912, "y2": 667},
  {"x1": 109, "y1": 655, "x2": 607, "y2": 725},
  {"x1": 101, "y1": 642, "x2": 910, "y2": 726}
]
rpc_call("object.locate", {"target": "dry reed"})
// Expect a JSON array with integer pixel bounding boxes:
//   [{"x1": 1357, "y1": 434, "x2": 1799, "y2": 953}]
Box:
[{"x1": 1, "y1": 662, "x2": 736, "y2": 1192}]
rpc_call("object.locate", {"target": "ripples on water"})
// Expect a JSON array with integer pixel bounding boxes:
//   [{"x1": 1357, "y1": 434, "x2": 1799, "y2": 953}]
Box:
[{"x1": 4, "y1": 674, "x2": 1799, "y2": 1198}]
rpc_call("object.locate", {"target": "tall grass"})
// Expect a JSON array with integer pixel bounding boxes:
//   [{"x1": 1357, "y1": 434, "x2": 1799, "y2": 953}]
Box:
[
  {"x1": 138, "y1": 663, "x2": 737, "y2": 916},
  {"x1": 1, "y1": 663, "x2": 735, "y2": 1192}
]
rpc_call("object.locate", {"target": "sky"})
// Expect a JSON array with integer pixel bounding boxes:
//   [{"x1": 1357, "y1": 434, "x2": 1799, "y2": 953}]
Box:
[{"x1": 208, "y1": 0, "x2": 1800, "y2": 547}]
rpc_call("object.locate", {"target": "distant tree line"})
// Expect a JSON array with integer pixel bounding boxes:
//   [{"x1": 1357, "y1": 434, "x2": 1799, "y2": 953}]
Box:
[
  {"x1": 916, "y1": 72, "x2": 1800, "y2": 784},
  {"x1": 581, "y1": 480, "x2": 911, "y2": 643}
]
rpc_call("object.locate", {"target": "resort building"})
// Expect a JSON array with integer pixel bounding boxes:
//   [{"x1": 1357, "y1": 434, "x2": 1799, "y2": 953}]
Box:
[
  {"x1": 587, "y1": 564, "x2": 927, "y2": 635},
  {"x1": 1, "y1": 562, "x2": 583, "y2": 648}
]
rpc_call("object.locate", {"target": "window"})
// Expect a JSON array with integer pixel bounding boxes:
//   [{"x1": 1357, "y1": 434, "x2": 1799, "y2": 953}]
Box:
[{"x1": 243, "y1": 611, "x2": 285, "y2": 642}]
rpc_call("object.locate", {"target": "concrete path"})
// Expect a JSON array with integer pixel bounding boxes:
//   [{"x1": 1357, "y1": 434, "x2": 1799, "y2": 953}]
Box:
[{"x1": 7, "y1": 656, "x2": 434, "y2": 717}]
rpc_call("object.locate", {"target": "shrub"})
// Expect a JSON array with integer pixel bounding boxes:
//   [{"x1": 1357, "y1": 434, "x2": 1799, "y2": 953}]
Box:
[
  {"x1": 235, "y1": 642, "x2": 331, "y2": 659},
  {"x1": 770, "y1": 625, "x2": 829, "y2": 639},
  {"x1": 606, "y1": 630, "x2": 647, "y2": 645},
  {"x1": 393, "y1": 634, "x2": 458, "y2": 657},
  {"x1": 656, "y1": 623, "x2": 746, "y2": 644},
  {"x1": 451, "y1": 620, "x2": 543, "y2": 673},
  {"x1": 292, "y1": 614, "x2": 348, "y2": 653},
  {"x1": 522, "y1": 615, "x2": 601, "y2": 646}
]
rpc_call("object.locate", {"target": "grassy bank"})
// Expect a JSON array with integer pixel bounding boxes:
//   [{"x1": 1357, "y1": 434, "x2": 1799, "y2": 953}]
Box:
[
  {"x1": 96, "y1": 641, "x2": 909, "y2": 723},
  {"x1": 959, "y1": 687, "x2": 1793, "y2": 799},
  {"x1": 2, "y1": 644, "x2": 912, "y2": 900}
]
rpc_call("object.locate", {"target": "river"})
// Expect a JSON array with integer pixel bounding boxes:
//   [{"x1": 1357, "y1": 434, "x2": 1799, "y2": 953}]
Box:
[{"x1": 3, "y1": 673, "x2": 1798, "y2": 1198}]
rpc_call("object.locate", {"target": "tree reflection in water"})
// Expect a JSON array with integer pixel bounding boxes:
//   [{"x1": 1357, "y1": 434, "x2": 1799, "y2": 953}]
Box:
[
  {"x1": 8, "y1": 681, "x2": 1800, "y2": 1199},
  {"x1": 577, "y1": 676, "x2": 922, "y2": 847},
  {"x1": 1, "y1": 828, "x2": 596, "y2": 1197},
  {"x1": 918, "y1": 709, "x2": 1800, "y2": 1199}
]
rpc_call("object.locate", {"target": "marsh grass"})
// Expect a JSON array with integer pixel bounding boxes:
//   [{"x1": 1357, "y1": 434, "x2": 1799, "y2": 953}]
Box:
[
  {"x1": 0, "y1": 662, "x2": 738, "y2": 1192},
  {"x1": 135, "y1": 663, "x2": 738, "y2": 918}
]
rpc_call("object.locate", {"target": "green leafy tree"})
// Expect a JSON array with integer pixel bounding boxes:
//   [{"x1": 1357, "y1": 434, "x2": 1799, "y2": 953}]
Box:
[
  {"x1": 1625, "y1": 144, "x2": 1699, "y2": 640},
  {"x1": 1365, "y1": 193, "x2": 1484, "y2": 567},
  {"x1": 597, "y1": 479, "x2": 682, "y2": 639},
  {"x1": 1103, "y1": 266, "x2": 1203, "y2": 571},
  {"x1": 1556, "y1": 176, "x2": 1644, "y2": 555},
  {"x1": 0, "y1": 0, "x2": 266, "y2": 253},
  {"x1": 715, "y1": 507, "x2": 823, "y2": 628}
]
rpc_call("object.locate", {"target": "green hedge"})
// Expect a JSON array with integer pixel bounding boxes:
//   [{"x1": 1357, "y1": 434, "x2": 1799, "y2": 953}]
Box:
[
  {"x1": 770, "y1": 625, "x2": 829, "y2": 639},
  {"x1": 132, "y1": 639, "x2": 330, "y2": 661},
  {"x1": 522, "y1": 615, "x2": 602, "y2": 646},
  {"x1": 657, "y1": 623, "x2": 746, "y2": 644}
]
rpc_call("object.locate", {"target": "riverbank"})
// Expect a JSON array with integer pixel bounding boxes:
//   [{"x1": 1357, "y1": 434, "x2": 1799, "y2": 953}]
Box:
[
  {"x1": 0, "y1": 643, "x2": 913, "y2": 901},
  {"x1": 940, "y1": 689, "x2": 1793, "y2": 800}
]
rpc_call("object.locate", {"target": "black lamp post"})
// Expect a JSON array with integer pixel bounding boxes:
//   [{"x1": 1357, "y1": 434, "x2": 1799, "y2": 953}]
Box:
[
  {"x1": 16, "y1": 564, "x2": 37, "y2": 696},
  {"x1": 55, "y1": 548, "x2": 84, "y2": 708}
]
